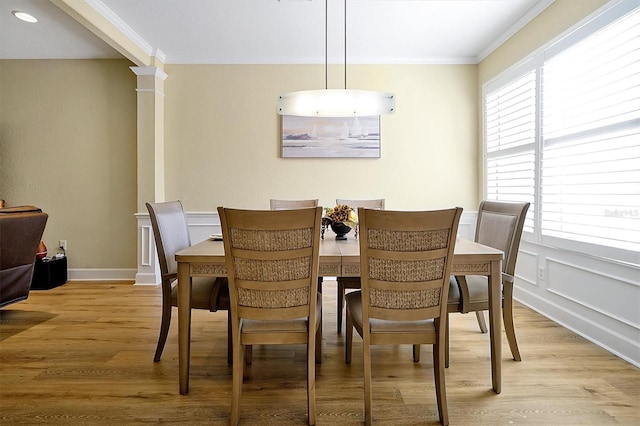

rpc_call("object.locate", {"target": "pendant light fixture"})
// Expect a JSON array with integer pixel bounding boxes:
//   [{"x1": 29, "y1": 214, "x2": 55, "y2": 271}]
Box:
[{"x1": 277, "y1": 0, "x2": 395, "y2": 117}]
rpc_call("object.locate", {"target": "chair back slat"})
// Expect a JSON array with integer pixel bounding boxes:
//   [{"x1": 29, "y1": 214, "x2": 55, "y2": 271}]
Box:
[
  {"x1": 368, "y1": 228, "x2": 449, "y2": 251},
  {"x1": 230, "y1": 228, "x2": 313, "y2": 251},
  {"x1": 336, "y1": 198, "x2": 385, "y2": 210},
  {"x1": 270, "y1": 199, "x2": 318, "y2": 210}
]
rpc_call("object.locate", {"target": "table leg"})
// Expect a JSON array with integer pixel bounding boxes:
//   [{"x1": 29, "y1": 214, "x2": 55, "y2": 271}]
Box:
[
  {"x1": 488, "y1": 259, "x2": 502, "y2": 394},
  {"x1": 178, "y1": 261, "x2": 192, "y2": 395}
]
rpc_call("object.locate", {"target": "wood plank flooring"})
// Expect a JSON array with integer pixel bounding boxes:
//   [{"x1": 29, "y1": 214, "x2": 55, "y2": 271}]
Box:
[{"x1": 0, "y1": 280, "x2": 638, "y2": 425}]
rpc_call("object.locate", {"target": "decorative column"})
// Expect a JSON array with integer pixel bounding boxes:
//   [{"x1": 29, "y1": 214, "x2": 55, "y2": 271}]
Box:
[{"x1": 131, "y1": 66, "x2": 168, "y2": 284}]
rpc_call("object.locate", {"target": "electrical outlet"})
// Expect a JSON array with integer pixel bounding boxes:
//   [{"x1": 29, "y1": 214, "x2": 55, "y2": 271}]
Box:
[
  {"x1": 537, "y1": 266, "x2": 546, "y2": 280},
  {"x1": 59, "y1": 240, "x2": 67, "y2": 252}
]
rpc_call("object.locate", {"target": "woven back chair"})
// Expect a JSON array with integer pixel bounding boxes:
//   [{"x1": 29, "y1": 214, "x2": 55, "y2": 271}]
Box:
[
  {"x1": 446, "y1": 200, "x2": 530, "y2": 365},
  {"x1": 218, "y1": 206, "x2": 322, "y2": 426},
  {"x1": 239, "y1": 198, "x2": 320, "y2": 364},
  {"x1": 146, "y1": 201, "x2": 230, "y2": 362},
  {"x1": 345, "y1": 207, "x2": 462, "y2": 426},
  {"x1": 269, "y1": 199, "x2": 318, "y2": 210},
  {"x1": 334, "y1": 198, "x2": 385, "y2": 333}
]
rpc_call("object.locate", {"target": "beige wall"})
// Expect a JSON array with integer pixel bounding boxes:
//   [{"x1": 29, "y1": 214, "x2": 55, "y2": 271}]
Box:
[
  {"x1": 1, "y1": 59, "x2": 477, "y2": 272},
  {"x1": 164, "y1": 64, "x2": 479, "y2": 212},
  {"x1": 479, "y1": 0, "x2": 610, "y2": 85},
  {"x1": 0, "y1": 59, "x2": 137, "y2": 269}
]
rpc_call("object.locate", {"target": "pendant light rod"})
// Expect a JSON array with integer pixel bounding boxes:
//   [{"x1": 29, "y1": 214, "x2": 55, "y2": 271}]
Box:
[
  {"x1": 326, "y1": 0, "x2": 348, "y2": 90},
  {"x1": 325, "y1": 0, "x2": 328, "y2": 90},
  {"x1": 344, "y1": 0, "x2": 347, "y2": 90},
  {"x1": 277, "y1": 0, "x2": 395, "y2": 117}
]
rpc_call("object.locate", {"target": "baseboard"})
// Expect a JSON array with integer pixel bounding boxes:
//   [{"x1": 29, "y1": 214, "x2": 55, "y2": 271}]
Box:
[{"x1": 68, "y1": 268, "x2": 137, "y2": 282}]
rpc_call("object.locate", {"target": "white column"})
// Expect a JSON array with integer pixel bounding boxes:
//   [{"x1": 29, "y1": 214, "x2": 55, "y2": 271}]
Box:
[{"x1": 131, "y1": 66, "x2": 168, "y2": 284}]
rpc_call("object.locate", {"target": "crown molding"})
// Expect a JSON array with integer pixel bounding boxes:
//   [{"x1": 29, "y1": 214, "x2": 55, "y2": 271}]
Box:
[
  {"x1": 476, "y1": 0, "x2": 556, "y2": 63},
  {"x1": 86, "y1": 0, "x2": 154, "y2": 58}
]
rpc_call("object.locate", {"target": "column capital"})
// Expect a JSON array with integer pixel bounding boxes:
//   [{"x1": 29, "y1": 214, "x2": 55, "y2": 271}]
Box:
[{"x1": 130, "y1": 66, "x2": 168, "y2": 81}]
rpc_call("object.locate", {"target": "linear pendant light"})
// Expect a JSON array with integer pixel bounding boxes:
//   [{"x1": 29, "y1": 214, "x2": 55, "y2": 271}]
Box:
[{"x1": 277, "y1": 0, "x2": 395, "y2": 117}]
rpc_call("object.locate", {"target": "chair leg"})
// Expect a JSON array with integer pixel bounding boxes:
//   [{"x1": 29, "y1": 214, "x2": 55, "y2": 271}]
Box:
[
  {"x1": 363, "y1": 337, "x2": 373, "y2": 426},
  {"x1": 337, "y1": 281, "x2": 345, "y2": 334},
  {"x1": 245, "y1": 345, "x2": 253, "y2": 364},
  {"x1": 227, "y1": 310, "x2": 232, "y2": 364},
  {"x1": 154, "y1": 288, "x2": 172, "y2": 362},
  {"x1": 315, "y1": 322, "x2": 322, "y2": 364},
  {"x1": 445, "y1": 313, "x2": 450, "y2": 368},
  {"x1": 503, "y1": 284, "x2": 522, "y2": 361},
  {"x1": 231, "y1": 335, "x2": 244, "y2": 426},
  {"x1": 434, "y1": 323, "x2": 449, "y2": 425},
  {"x1": 308, "y1": 336, "x2": 317, "y2": 425},
  {"x1": 413, "y1": 345, "x2": 420, "y2": 362},
  {"x1": 345, "y1": 308, "x2": 354, "y2": 363},
  {"x1": 475, "y1": 311, "x2": 488, "y2": 333}
]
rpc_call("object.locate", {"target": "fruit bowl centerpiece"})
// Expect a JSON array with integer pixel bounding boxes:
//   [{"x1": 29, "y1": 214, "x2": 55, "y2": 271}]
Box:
[{"x1": 324, "y1": 204, "x2": 358, "y2": 240}]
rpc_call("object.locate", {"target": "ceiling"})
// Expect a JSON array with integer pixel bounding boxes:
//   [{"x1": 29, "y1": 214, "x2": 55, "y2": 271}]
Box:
[{"x1": 1, "y1": 0, "x2": 554, "y2": 64}]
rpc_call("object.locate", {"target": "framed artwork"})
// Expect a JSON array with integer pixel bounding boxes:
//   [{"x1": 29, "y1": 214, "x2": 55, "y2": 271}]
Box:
[{"x1": 281, "y1": 115, "x2": 380, "y2": 158}]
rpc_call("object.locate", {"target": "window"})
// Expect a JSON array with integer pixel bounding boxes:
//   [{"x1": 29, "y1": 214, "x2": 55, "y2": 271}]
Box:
[
  {"x1": 484, "y1": 2, "x2": 640, "y2": 264},
  {"x1": 485, "y1": 70, "x2": 537, "y2": 233}
]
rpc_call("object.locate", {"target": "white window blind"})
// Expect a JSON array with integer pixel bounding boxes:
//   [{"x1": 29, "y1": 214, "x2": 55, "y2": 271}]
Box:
[
  {"x1": 483, "y1": 2, "x2": 640, "y2": 264},
  {"x1": 541, "y1": 7, "x2": 640, "y2": 254},
  {"x1": 485, "y1": 71, "x2": 536, "y2": 232}
]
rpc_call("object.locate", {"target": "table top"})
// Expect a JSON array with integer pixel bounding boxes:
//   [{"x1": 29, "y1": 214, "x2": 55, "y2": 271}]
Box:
[{"x1": 176, "y1": 235, "x2": 503, "y2": 263}]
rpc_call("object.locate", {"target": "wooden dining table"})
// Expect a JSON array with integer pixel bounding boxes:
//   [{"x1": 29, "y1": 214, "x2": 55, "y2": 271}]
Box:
[{"x1": 175, "y1": 234, "x2": 504, "y2": 395}]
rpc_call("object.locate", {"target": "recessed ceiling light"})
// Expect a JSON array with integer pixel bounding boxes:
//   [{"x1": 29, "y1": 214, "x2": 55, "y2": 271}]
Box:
[{"x1": 12, "y1": 10, "x2": 38, "y2": 23}]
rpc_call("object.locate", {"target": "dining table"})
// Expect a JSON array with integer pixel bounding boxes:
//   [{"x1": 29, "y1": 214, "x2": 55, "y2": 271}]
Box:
[{"x1": 175, "y1": 233, "x2": 504, "y2": 395}]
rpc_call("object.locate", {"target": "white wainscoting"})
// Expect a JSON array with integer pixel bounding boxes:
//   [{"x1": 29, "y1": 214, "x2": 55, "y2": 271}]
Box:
[
  {"x1": 515, "y1": 239, "x2": 640, "y2": 367},
  {"x1": 132, "y1": 210, "x2": 640, "y2": 367},
  {"x1": 133, "y1": 211, "x2": 223, "y2": 285}
]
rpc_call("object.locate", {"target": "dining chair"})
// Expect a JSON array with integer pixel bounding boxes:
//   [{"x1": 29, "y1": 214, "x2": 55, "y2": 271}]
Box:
[
  {"x1": 334, "y1": 198, "x2": 385, "y2": 334},
  {"x1": 345, "y1": 207, "x2": 462, "y2": 426},
  {"x1": 218, "y1": 206, "x2": 322, "y2": 426},
  {"x1": 269, "y1": 198, "x2": 319, "y2": 210},
  {"x1": 446, "y1": 200, "x2": 530, "y2": 366},
  {"x1": 240, "y1": 197, "x2": 320, "y2": 364},
  {"x1": 146, "y1": 201, "x2": 231, "y2": 362}
]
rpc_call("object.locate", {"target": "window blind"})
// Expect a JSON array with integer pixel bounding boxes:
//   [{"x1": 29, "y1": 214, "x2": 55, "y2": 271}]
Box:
[
  {"x1": 540, "y1": 8, "x2": 640, "y2": 253},
  {"x1": 483, "y1": 2, "x2": 640, "y2": 263},
  {"x1": 485, "y1": 71, "x2": 536, "y2": 232}
]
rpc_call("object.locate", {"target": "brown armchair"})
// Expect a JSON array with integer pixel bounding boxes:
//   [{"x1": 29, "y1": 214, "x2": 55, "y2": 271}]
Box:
[{"x1": 0, "y1": 206, "x2": 48, "y2": 308}]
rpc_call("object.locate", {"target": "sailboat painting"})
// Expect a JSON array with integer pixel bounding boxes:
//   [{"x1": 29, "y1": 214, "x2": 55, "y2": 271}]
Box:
[{"x1": 282, "y1": 115, "x2": 380, "y2": 158}]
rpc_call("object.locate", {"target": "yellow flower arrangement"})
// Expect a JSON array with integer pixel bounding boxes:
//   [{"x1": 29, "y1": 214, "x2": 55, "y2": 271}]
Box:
[{"x1": 324, "y1": 204, "x2": 358, "y2": 228}]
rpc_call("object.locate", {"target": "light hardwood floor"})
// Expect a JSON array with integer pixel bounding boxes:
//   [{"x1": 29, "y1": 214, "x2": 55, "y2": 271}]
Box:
[{"x1": 0, "y1": 280, "x2": 638, "y2": 425}]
